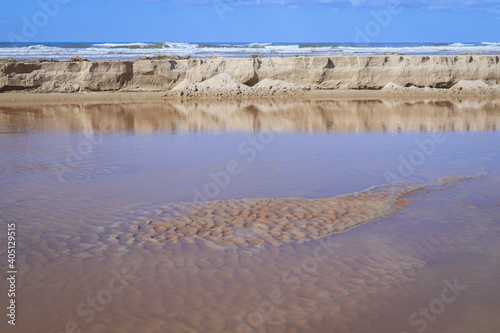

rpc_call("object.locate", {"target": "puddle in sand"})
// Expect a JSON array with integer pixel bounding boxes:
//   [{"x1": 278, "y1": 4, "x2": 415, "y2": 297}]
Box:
[{"x1": 0, "y1": 99, "x2": 499, "y2": 333}]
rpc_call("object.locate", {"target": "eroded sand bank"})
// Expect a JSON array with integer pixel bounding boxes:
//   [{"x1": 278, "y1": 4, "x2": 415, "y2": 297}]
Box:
[{"x1": 1, "y1": 55, "x2": 499, "y2": 97}]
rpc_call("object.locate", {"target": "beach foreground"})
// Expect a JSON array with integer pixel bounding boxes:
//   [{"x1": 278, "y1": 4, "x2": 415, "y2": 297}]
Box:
[
  {"x1": 1, "y1": 99, "x2": 499, "y2": 333},
  {"x1": 1, "y1": 55, "x2": 499, "y2": 98}
]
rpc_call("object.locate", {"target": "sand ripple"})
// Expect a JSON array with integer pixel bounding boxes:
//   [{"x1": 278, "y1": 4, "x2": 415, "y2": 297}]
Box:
[{"x1": 109, "y1": 176, "x2": 478, "y2": 249}]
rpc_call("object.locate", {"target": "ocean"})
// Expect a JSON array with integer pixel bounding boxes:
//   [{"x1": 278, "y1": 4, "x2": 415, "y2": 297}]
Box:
[{"x1": 1, "y1": 41, "x2": 499, "y2": 60}]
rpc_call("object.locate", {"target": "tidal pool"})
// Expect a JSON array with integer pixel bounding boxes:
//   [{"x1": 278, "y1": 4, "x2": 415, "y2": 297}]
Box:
[{"x1": 0, "y1": 99, "x2": 499, "y2": 333}]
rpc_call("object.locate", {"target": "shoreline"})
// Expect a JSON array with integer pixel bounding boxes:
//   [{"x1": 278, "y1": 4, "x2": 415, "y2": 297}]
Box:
[
  {"x1": 1, "y1": 52, "x2": 499, "y2": 62},
  {"x1": 1, "y1": 90, "x2": 500, "y2": 105},
  {"x1": 1, "y1": 55, "x2": 499, "y2": 99}
]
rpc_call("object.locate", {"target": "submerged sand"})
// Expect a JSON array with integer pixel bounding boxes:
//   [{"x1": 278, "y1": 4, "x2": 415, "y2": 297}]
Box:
[{"x1": 110, "y1": 176, "x2": 478, "y2": 249}]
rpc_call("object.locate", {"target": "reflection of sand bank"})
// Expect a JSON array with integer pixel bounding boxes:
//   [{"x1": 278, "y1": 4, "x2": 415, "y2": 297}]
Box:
[
  {"x1": 109, "y1": 176, "x2": 475, "y2": 249},
  {"x1": 1, "y1": 99, "x2": 499, "y2": 133}
]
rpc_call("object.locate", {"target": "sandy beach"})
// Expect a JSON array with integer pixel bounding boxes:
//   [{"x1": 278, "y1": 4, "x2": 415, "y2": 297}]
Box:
[
  {"x1": 3, "y1": 0, "x2": 500, "y2": 331},
  {"x1": 1, "y1": 48, "x2": 500, "y2": 333}
]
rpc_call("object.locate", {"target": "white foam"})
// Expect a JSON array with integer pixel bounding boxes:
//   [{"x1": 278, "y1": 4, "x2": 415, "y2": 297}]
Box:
[
  {"x1": 93, "y1": 42, "x2": 151, "y2": 48},
  {"x1": 1, "y1": 42, "x2": 499, "y2": 60}
]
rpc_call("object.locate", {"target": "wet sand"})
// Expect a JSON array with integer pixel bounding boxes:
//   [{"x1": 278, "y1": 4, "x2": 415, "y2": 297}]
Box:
[
  {"x1": 0, "y1": 99, "x2": 499, "y2": 333},
  {"x1": 110, "y1": 177, "x2": 478, "y2": 249}
]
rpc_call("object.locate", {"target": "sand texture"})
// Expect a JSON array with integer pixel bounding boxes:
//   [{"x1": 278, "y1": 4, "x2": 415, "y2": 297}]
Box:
[
  {"x1": 110, "y1": 176, "x2": 477, "y2": 249},
  {"x1": 1, "y1": 55, "x2": 499, "y2": 97}
]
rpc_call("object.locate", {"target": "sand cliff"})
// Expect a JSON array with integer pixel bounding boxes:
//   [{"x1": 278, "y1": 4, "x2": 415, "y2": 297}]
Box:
[{"x1": 1, "y1": 55, "x2": 499, "y2": 96}]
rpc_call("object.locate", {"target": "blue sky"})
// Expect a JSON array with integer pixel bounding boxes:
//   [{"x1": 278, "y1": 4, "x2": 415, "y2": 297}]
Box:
[{"x1": 0, "y1": 0, "x2": 499, "y2": 42}]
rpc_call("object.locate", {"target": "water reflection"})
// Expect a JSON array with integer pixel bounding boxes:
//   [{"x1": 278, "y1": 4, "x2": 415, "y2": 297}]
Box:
[{"x1": 0, "y1": 99, "x2": 499, "y2": 133}]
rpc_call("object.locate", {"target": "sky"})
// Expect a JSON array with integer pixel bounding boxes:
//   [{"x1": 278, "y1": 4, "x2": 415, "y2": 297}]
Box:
[{"x1": 0, "y1": 0, "x2": 499, "y2": 43}]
